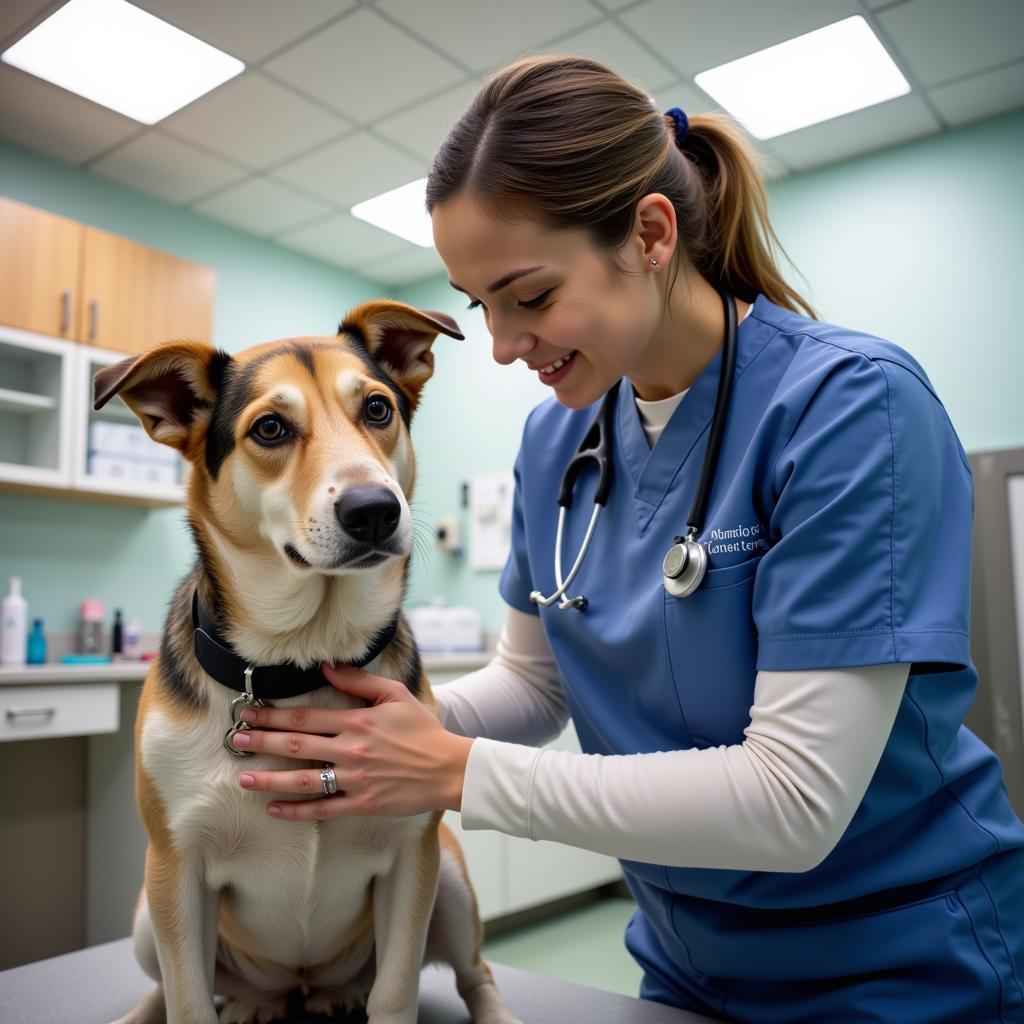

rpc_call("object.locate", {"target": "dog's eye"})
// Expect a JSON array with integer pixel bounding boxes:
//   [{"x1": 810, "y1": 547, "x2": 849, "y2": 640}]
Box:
[
  {"x1": 250, "y1": 415, "x2": 289, "y2": 444},
  {"x1": 365, "y1": 395, "x2": 393, "y2": 426}
]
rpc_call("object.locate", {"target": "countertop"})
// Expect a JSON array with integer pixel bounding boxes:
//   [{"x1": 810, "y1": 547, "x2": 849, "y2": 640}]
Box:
[{"x1": 0, "y1": 650, "x2": 493, "y2": 686}]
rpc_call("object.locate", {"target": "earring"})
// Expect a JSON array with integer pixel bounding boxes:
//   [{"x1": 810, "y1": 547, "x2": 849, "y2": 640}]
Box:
[{"x1": 650, "y1": 258, "x2": 660, "y2": 269}]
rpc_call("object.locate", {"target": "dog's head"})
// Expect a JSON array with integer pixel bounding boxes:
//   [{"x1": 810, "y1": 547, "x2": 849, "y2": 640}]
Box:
[{"x1": 93, "y1": 300, "x2": 462, "y2": 577}]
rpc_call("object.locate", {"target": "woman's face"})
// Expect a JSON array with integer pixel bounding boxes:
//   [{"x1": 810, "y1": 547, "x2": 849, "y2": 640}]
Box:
[{"x1": 432, "y1": 195, "x2": 661, "y2": 410}]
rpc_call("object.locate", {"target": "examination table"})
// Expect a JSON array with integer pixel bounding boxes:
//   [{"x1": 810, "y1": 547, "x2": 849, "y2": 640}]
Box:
[{"x1": 0, "y1": 936, "x2": 719, "y2": 1023}]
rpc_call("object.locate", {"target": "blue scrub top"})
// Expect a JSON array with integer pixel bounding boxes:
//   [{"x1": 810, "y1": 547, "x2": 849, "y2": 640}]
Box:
[{"x1": 499, "y1": 292, "x2": 1024, "y2": 911}]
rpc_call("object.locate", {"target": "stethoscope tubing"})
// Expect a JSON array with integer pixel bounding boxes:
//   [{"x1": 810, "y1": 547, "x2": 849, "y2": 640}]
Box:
[{"x1": 530, "y1": 287, "x2": 739, "y2": 612}]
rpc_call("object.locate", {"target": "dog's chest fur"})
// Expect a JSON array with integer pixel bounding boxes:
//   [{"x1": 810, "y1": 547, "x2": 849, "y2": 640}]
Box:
[{"x1": 142, "y1": 678, "x2": 432, "y2": 969}]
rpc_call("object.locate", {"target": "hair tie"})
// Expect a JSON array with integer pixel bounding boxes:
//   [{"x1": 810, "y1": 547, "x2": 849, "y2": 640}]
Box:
[{"x1": 664, "y1": 106, "x2": 689, "y2": 147}]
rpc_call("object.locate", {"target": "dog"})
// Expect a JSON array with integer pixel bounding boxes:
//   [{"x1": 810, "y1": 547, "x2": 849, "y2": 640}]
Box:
[{"x1": 94, "y1": 300, "x2": 522, "y2": 1024}]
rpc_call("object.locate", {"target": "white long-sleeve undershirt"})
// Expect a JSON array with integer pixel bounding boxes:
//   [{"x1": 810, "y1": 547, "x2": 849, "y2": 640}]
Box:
[
  {"x1": 435, "y1": 607, "x2": 909, "y2": 874},
  {"x1": 436, "y1": 319, "x2": 909, "y2": 875}
]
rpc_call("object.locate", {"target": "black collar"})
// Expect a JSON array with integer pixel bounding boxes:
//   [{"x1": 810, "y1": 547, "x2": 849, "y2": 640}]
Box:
[{"x1": 191, "y1": 588, "x2": 399, "y2": 700}]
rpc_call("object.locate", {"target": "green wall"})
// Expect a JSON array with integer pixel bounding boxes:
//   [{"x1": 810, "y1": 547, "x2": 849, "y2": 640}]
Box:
[{"x1": 2, "y1": 106, "x2": 1022, "y2": 640}]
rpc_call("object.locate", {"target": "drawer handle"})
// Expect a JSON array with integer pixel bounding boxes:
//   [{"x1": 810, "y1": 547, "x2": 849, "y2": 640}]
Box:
[
  {"x1": 60, "y1": 290, "x2": 71, "y2": 334},
  {"x1": 6, "y1": 707, "x2": 57, "y2": 721},
  {"x1": 88, "y1": 299, "x2": 99, "y2": 340}
]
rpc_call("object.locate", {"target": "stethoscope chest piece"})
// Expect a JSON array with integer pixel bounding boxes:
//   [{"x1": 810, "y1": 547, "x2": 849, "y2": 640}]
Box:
[{"x1": 662, "y1": 534, "x2": 708, "y2": 598}]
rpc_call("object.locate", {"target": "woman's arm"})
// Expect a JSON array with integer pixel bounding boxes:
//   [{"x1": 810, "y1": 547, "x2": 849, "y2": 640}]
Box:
[
  {"x1": 432, "y1": 606, "x2": 570, "y2": 746},
  {"x1": 460, "y1": 662, "x2": 910, "y2": 873}
]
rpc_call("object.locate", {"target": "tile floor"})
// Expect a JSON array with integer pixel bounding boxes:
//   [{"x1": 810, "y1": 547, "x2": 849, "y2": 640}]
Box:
[{"x1": 481, "y1": 897, "x2": 643, "y2": 998}]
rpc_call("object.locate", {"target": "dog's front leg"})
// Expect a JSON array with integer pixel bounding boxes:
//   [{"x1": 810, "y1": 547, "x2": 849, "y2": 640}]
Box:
[
  {"x1": 366, "y1": 819, "x2": 442, "y2": 1024},
  {"x1": 145, "y1": 843, "x2": 220, "y2": 1024}
]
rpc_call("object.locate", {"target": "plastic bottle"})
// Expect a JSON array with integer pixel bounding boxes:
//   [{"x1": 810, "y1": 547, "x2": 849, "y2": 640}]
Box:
[
  {"x1": 123, "y1": 618, "x2": 141, "y2": 660},
  {"x1": 79, "y1": 599, "x2": 104, "y2": 655},
  {"x1": 1, "y1": 577, "x2": 28, "y2": 667},
  {"x1": 111, "y1": 608, "x2": 124, "y2": 660},
  {"x1": 27, "y1": 618, "x2": 47, "y2": 664}
]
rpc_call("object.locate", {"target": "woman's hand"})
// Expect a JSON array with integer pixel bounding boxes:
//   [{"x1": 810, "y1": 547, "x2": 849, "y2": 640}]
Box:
[{"x1": 232, "y1": 663, "x2": 474, "y2": 822}]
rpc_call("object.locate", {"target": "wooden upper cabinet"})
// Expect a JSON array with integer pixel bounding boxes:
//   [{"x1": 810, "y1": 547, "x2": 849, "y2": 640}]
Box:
[
  {"x1": 0, "y1": 197, "x2": 83, "y2": 339},
  {"x1": 80, "y1": 226, "x2": 216, "y2": 355},
  {"x1": 0, "y1": 196, "x2": 216, "y2": 355}
]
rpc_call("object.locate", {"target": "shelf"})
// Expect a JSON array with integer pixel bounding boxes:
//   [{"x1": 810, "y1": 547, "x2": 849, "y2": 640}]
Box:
[
  {"x1": 73, "y1": 475, "x2": 185, "y2": 507},
  {"x1": 0, "y1": 387, "x2": 57, "y2": 414}
]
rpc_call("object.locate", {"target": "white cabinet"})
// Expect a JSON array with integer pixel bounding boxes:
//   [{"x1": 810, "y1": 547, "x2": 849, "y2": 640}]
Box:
[
  {"x1": 0, "y1": 683, "x2": 119, "y2": 741},
  {"x1": 505, "y1": 725, "x2": 624, "y2": 915},
  {"x1": 0, "y1": 326, "x2": 75, "y2": 488},
  {"x1": 431, "y1": 669, "x2": 623, "y2": 921},
  {"x1": 0, "y1": 325, "x2": 186, "y2": 506}
]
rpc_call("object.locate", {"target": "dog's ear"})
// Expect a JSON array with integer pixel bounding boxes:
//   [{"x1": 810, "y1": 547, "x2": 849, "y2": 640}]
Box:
[
  {"x1": 93, "y1": 340, "x2": 233, "y2": 459},
  {"x1": 338, "y1": 300, "x2": 463, "y2": 412}
]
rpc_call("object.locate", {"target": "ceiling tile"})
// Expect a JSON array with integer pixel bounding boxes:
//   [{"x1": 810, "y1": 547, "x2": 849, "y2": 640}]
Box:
[
  {"x1": 373, "y1": 0, "x2": 602, "y2": 76},
  {"x1": 375, "y1": 79, "x2": 480, "y2": 162},
  {"x1": 0, "y1": 0, "x2": 58, "y2": 50},
  {"x1": 360, "y1": 244, "x2": 446, "y2": 287},
  {"x1": 876, "y1": 0, "x2": 1024, "y2": 88},
  {"x1": 192, "y1": 177, "x2": 333, "y2": 237},
  {"x1": 766, "y1": 92, "x2": 941, "y2": 173},
  {"x1": 928, "y1": 61, "x2": 1024, "y2": 128},
  {"x1": 265, "y1": 6, "x2": 464, "y2": 122},
  {"x1": 272, "y1": 131, "x2": 426, "y2": 206},
  {"x1": 161, "y1": 71, "x2": 351, "y2": 169},
  {"x1": 528, "y1": 19, "x2": 678, "y2": 95},
  {"x1": 89, "y1": 131, "x2": 245, "y2": 204},
  {"x1": 620, "y1": 0, "x2": 861, "y2": 76},
  {"x1": 277, "y1": 209, "x2": 411, "y2": 268},
  {"x1": 131, "y1": 0, "x2": 355, "y2": 63},
  {"x1": 0, "y1": 62, "x2": 140, "y2": 164}
]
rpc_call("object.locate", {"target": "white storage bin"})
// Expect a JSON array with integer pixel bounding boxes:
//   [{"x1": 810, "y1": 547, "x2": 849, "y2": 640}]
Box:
[
  {"x1": 407, "y1": 605, "x2": 447, "y2": 653},
  {"x1": 444, "y1": 606, "x2": 483, "y2": 652}
]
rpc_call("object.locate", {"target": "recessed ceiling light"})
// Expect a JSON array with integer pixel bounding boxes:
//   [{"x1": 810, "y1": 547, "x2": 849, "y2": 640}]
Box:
[
  {"x1": 351, "y1": 177, "x2": 433, "y2": 247},
  {"x1": 694, "y1": 15, "x2": 910, "y2": 140},
  {"x1": 1, "y1": 0, "x2": 245, "y2": 125}
]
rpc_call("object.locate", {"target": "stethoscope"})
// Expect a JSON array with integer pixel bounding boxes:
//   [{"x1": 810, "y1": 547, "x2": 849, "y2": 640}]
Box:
[{"x1": 529, "y1": 287, "x2": 738, "y2": 612}]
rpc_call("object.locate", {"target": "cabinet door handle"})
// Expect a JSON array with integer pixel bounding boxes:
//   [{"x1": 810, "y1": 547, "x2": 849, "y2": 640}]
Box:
[
  {"x1": 6, "y1": 707, "x2": 57, "y2": 721},
  {"x1": 89, "y1": 298, "x2": 98, "y2": 340},
  {"x1": 60, "y1": 290, "x2": 71, "y2": 334}
]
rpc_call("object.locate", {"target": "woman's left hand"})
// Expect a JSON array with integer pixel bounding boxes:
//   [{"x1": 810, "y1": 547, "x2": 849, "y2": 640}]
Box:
[{"x1": 232, "y1": 663, "x2": 474, "y2": 822}]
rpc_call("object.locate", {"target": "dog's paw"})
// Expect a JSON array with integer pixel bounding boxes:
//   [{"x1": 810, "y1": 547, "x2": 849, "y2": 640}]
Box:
[
  {"x1": 217, "y1": 995, "x2": 288, "y2": 1024},
  {"x1": 304, "y1": 985, "x2": 369, "y2": 1017}
]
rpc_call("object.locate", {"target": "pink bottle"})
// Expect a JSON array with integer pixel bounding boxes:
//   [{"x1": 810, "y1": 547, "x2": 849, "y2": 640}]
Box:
[{"x1": 79, "y1": 599, "x2": 105, "y2": 655}]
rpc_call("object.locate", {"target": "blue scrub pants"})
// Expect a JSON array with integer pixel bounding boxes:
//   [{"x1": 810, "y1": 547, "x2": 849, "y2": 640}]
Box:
[{"x1": 624, "y1": 849, "x2": 1024, "y2": 1023}]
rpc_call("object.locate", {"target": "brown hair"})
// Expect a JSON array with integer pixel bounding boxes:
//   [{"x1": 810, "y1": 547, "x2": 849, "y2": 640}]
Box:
[{"x1": 425, "y1": 54, "x2": 819, "y2": 321}]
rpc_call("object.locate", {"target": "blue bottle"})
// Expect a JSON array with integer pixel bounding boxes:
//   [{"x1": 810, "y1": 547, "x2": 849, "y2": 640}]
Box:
[{"x1": 27, "y1": 617, "x2": 47, "y2": 664}]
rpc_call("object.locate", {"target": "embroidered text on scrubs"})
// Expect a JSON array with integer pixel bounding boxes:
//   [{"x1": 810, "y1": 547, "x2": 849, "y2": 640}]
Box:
[{"x1": 707, "y1": 523, "x2": 767, "y2": 554}]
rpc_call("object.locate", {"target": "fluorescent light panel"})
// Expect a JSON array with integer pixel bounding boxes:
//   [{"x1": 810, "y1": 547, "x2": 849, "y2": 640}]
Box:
[
  {"x1": 1, "y1": 0, "x2": 244, "y2": 125},
  {"x1": 351, "y1": 178, "x2": 433, "y2": 247},
  {"x1": 695, "y1": 16, "x2": 910, "y2": 139}
]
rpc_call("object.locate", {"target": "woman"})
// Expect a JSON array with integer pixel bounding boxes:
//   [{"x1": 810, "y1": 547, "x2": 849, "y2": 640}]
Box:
[{"x1": 232, "y1": 56, "x2": 1024, "y2": 1021}]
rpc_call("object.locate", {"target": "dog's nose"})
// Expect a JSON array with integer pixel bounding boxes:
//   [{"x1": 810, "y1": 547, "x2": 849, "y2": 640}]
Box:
[{"x1": 334, "y1": 485, "x2": 402, "y2": 544}]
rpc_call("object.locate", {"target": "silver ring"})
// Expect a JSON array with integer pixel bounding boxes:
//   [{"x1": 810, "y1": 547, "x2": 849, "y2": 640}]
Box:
[{"x1": 320, "y1": 766, "x2": 337, "y2": 796}]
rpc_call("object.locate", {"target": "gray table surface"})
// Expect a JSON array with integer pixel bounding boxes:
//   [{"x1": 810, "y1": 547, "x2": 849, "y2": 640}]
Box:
[{"x1": 0, "y1": 937, "x2": 719, "y2": 1023}]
